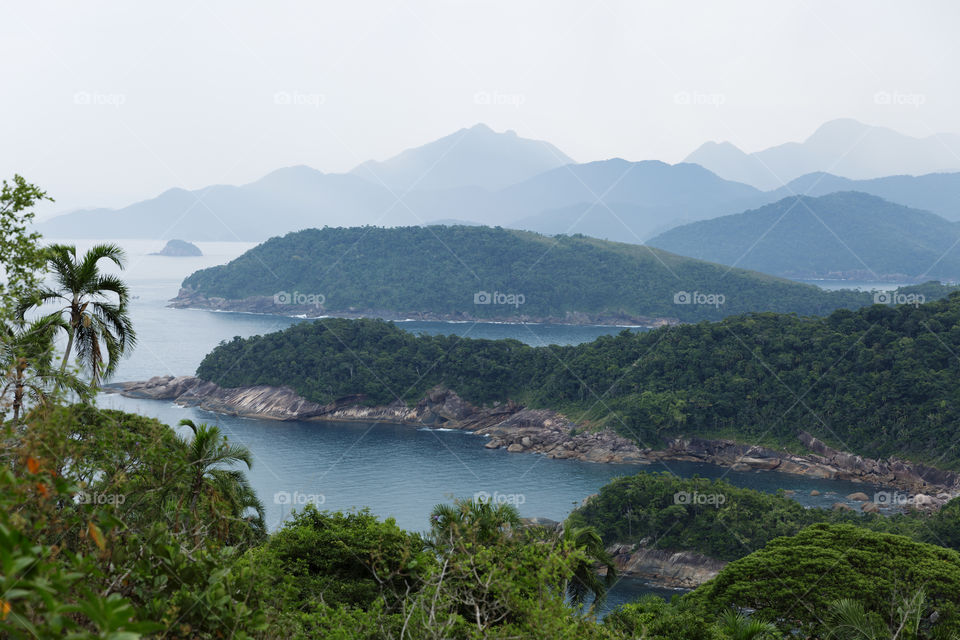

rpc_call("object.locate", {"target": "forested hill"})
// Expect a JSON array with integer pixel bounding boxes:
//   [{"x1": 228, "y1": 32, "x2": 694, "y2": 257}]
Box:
[
  {"x1": 649, "y1": 191, "x2": 960, "y2": 281},
  {"x1": 179, "y1": 225, "x2": 878, "y2": 323},
  {"x1": 198, "y1": 291, "x2": 960, "y2": 469}
]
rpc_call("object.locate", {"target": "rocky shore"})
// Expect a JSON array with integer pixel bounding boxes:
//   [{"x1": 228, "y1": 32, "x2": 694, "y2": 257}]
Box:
[
  {"x1": 106, "y1": 376, "x2": 960, "y2": 506},
  {"x1": 167, "y1": 288, "x2": 676, "y2": 328},
  {"x1": 606, "y1": 544, "x2": 726, "y2": 589}
]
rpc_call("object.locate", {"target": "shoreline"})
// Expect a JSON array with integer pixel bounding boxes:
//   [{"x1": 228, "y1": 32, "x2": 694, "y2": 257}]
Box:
[
  {"x1": 167, "y1": 289, "x2": 677, "y2": 328},
  {"x1": 106, "y1": 376, "x2": 960, "y2": 508}
]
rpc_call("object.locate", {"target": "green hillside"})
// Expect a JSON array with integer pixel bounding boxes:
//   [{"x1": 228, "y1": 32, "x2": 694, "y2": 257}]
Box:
[
  {"x1": 179, "y1": 225, "x2": 876, "y2": 322},
  {"x1": 197, "y1": 291, "x2": 960, "y2": 468},
  {"x1": 650, "y1": 191, "x2": 960, "y2": 280}
]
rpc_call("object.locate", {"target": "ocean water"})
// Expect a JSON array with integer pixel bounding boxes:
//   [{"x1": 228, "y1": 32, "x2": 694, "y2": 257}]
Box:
[{"x1": 51, "y1": 238, "x2": 893, "y2": 610}]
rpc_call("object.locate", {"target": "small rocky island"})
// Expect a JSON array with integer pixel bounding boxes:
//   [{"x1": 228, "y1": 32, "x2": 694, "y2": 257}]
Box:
[{"x1": 152, "y1": 239, "x2": 202, "y2": 257}]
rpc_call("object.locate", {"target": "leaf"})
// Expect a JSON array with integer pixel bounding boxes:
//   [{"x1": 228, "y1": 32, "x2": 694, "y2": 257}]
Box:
[{"x1": 88, "y1": 521, "x2": 106, "y2": 551}]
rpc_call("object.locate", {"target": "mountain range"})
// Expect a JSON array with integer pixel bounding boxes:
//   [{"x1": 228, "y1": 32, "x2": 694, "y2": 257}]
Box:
[
  {"x1": 686, "y1": 118, "x2": 960, "y2": 190},
  {"x1": 649, "y1": 191, "x2": 960, "y2": 281},
  {"x1": 37, "y1": 119, "x2": 960, "y2": 246}
]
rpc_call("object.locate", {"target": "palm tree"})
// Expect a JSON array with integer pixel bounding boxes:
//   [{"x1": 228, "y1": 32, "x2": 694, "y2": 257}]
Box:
[
  {"x1": 18, "y1": 243, "x2": 136, "y2": 387},
  {"x1": 207, "y1": 467, "x2": 266, "y2": 543},
  {"x1": 429, "y1": 497, "x2": 521, "y2": 547},
  {"x1": 559, "y1": 524, "x2": 617, "y2": 613},
  {"x1": 176, "y1": 419, "x2": 259, "y2": 541},
  {"x1": 1, "y1": 314, "x2": 90, "y2": 425},
  {"x1": 715, "y1": 610, "x2": 779, "y2": 640}
]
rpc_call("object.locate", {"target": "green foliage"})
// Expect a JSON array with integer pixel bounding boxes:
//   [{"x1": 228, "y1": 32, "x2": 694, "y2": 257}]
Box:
[
  {"x1": 19, "y1": 243, "x2": 137, "y2": 386},
  {"x1": 566, "y1": 472, "x2": 924, "y2": 560},
  {"x1": 197, "y1": 292, "x2": 960, "y2": 468},
  {"x1": 690, "y1": 524, "x2": 960, "y2": 637},
  {"x1": 243, "y1": 505, "x2": 429, "y2": 610},
  {"x1": 0, "y1": 175, "x2": 50, "y2": 318},
  {"x1": 181, "y1": 225, "x2": 882, "y2": 322}
]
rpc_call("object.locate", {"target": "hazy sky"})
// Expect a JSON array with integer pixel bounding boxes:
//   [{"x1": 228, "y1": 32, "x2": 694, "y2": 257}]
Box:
[{"x1": 3, "y1": 0, "x2": 958, "y2": 216}]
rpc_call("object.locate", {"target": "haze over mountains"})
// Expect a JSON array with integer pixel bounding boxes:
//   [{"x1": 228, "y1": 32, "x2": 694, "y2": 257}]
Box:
[
  {"x1": 350, "y1": 123, "x2": 573, "y2": 192},
  {"x1": 649, "y1": 192, "x2": 960, "y2": 281},
  {"x1": 38, "y1": 119, "x2": 960, "y2": 251},
  {"x1": 686, "y1": 119, "x2": 960, "y2": 190}
]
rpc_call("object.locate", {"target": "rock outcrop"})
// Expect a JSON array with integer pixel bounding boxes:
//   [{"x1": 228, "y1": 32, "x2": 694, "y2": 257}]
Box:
[
  {"x1": 606, "y1": 544, "x2": 726, "y2": 589},
  {"x1": 106, "y1": 376, "x2": 960, "y2": 505}
]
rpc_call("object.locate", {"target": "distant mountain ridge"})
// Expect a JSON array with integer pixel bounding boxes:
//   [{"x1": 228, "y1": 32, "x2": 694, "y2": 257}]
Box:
[
  {"x1": 350, "y1": 123, "x2": 573, "y2": 191},
  {"x1": 771, "y1": 171, "x2": 960, "y2": 220},
  {"x1": 648, "y1": 191, "x2": 960, "y2": 281},
  {"x1": 37, "y1": 119, "x2": 960, "y2": 245},
  {"x1": 686, "y1": 119, "x2": 960, "y2": 190},
  {"x1": 38, "y1": 150, "x2": 766, "y2": 242}
]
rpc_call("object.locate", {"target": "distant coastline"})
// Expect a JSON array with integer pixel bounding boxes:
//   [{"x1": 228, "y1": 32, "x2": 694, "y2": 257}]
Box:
[{"x1": 168, "y1": 289, "x2": 677, "y2": 328}]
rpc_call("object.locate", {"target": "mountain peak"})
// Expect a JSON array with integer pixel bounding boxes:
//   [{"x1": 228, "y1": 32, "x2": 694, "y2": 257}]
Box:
[{"x1": 350, "y1": 125, "x2": 573, "y2": 191}]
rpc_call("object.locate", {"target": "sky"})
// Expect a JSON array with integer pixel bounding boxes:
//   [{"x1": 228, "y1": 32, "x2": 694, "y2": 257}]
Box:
[{"x1": 2, "y1": 0, "x2": 958, "y2": 217}]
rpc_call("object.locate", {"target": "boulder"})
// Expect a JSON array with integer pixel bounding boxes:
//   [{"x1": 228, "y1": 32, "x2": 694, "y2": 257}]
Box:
[
  {"x1": 506, "y1": 443, "x2": 524, "y2": 453},
  {"x1": 861, "y1": 502, "x2": 880, "y2": 514},
  {"x1": 832, "y1": 502, "x2": 853, "y2": 511},
  {"x1": 846, "y1": 492, "x2": 870, "y2": 501},
  {"x1": 810, "y1": 490, "x2": 821, "y2": 496}
]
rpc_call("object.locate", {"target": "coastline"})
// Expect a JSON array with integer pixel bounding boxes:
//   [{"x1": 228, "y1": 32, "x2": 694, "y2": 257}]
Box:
[
  {"x1": 167, "y1": 289, "x2": 677, "y2": 328},
  {"x1": 106, "y1": 375, "x2": 960, "y2": 507}
]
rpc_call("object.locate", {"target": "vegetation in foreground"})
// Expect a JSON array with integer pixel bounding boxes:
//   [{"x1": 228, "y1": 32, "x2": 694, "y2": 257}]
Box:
[{"x1": 5, "y1": 175, "x2": 960, "y2": 638}]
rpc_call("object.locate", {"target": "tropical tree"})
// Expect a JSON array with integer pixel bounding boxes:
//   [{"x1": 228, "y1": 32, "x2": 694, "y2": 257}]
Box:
[
  {"x1": 429, "y1": 497, "x2": 521, "y2": 547},
  {"x1": 0, "y1": 314, "x2": 89, "y2": 425},
  {"x1": 559, "y1": 524, "x2": 617, "y2": 613},
  {"x1": 176, "y1": 418, "x2": 262, "y2": 543},
  {"x1": 19, "y1": 243, "x2": 136, "y2": 386},
  {"x1": 715, "y1": 610, "x2": 780, "y2": 640}
]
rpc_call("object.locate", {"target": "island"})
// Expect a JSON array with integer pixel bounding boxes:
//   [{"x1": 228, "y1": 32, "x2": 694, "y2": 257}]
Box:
[{"x1": 151, "y1": 239, "x2": 202, "y2": 257}]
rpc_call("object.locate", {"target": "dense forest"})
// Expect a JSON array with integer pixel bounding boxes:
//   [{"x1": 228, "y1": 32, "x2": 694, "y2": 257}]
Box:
[
  {"x1": 566, "y1": 472, "x2": 958, "y2": 560},
  {"x1": 179, "y1": 225, "x2": 899, "y2": 322},
  {"x1": 198, "y1": 291, "x2": 960, "y2": 469}
]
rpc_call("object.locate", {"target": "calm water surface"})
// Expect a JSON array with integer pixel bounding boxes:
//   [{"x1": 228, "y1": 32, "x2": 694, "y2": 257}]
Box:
[{"x1": 53, "y1": 239, "x2": 892, "y2": 610}]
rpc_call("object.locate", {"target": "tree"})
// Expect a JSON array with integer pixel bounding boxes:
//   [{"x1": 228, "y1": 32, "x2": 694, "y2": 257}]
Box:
[
  {"x1": 19, "y1": 243, "x2": 136, "y2": 386},
  {"x1": 715, "y1": 610, "x2": 780, "y2": 640},
  {"x1": 559, "y1": 524, "x2": 616, "y2": 613},
  {"x1": 176, "y1": 418, "x2": 261, "y2": 543},
  {"x1": 0, "y1": 175, "x2": 51, "y2": 319},
  {"x1": 429, "y1": 497, "x2": 522, "y2": 547},
  {"x1": 0, "y1": 314, "x2": 90, "y2": 425}
]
